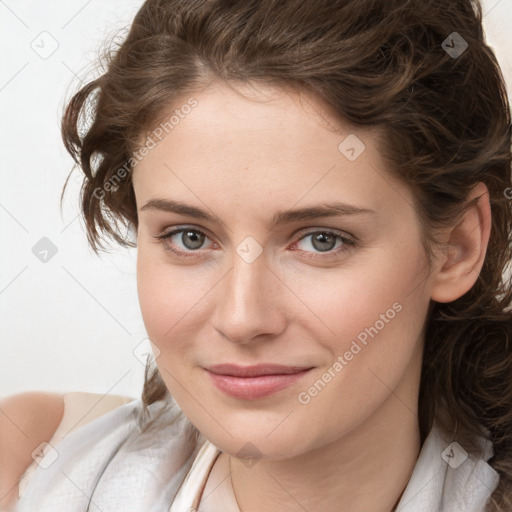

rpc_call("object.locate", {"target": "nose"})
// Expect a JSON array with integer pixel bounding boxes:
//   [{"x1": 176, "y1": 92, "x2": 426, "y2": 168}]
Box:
[{"x1": 212, "y1": 248, "x2": 287, "y2": 345}]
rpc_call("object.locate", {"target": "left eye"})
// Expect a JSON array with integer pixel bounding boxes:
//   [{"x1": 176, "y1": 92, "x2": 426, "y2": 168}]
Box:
[{"x1": 294, "y1": 231, "x2": 350, "y2": 253}]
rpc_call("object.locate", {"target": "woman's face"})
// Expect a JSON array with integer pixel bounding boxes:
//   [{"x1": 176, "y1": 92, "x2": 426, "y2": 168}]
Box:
[{"x1": 132, "y1": 81, "x2": 433, "y2": 459}]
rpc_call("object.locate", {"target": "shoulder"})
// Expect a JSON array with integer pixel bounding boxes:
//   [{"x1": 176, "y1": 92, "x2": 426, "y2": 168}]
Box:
[
  {"x1": 11, "y1": 394, "x2": 204, "y2": 512},
  {"x1": 0, "y1": 391, "x2": 134, "y2": 511},
  {"x1": 0, "y1": 391, "x2": 64, "y2": 511},
  {"x1": 0, "y1": 390, "x2": 64, "y2": 433}
]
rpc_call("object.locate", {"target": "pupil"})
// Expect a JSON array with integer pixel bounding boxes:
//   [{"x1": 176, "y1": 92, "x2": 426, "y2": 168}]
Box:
[
  {"x1": 312, "y1": 233, "x2": 335, "y2": 252},
  {"x1": 183, "y1": 230, "x2": 204, "y2": 249}
]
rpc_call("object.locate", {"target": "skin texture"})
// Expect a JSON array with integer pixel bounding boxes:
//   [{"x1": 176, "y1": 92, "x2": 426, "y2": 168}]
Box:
[{"x1": 132, "y1": 80, "x2": 490, "y2": 512}]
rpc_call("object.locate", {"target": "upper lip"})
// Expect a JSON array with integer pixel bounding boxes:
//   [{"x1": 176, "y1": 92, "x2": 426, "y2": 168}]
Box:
[{"x1": 205, "y1": 364, "x2": 313, "y2": 377}]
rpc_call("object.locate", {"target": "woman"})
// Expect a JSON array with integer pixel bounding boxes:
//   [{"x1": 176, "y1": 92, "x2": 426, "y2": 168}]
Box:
[{"x1": 7, "y1": 0, "x2": 512, "y2": 510}]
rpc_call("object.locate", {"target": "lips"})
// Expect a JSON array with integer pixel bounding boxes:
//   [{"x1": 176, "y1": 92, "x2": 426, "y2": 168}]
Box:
[
  {"x1": 204, "y1": 363, "x2": 313, "y2": 400},
  {"x1": 207, "y1": 363, "x2": 312, "y2": 377}
]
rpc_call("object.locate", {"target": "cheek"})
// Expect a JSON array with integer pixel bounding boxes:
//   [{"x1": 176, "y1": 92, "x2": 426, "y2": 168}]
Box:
[
  {"x1": 290, "y1": 243, "x2": 429, "y2": 400},
  {"x1": 136, "y1": 246, "x2": 217, "y2": 357},
  {"x1": 137, "y1": 249, "x2": 188, "y2": 345},
  {"x1": 137, "y1": 255, "x2": 171, "y2": 340},
  {"x1": 286, "y1": 241, "x2": 428, "y2": 347},
  {"x1": 136, "y1": 253, "x2": 203, "y2": 397},
  {"x1": 296, "y1": 247, "x2": 428, "y2": 409}
]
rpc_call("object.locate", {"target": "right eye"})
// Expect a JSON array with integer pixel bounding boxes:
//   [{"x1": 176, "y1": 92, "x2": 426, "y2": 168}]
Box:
[{"x1": 153, "y1": 227, "x2": 217, "y2": 258}]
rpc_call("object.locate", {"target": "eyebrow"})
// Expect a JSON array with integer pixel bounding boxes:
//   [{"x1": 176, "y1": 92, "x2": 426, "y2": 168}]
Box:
[{"x1": 139, "y1": 198, "x2": 376, "y2": 226}]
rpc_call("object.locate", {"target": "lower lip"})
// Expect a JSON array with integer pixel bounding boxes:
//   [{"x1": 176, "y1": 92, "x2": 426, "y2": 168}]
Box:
[{"x1": 205, "y1": 369, "x2": 312, "y2": 400}]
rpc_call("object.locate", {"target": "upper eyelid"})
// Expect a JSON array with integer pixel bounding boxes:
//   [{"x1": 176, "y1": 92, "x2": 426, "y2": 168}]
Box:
[
  {"x1": 159, "y1": 225, "x2": 354, "y2": 247},
  {"x1": 159, "y1": 226, "x2": 215, "y2": 245},
  {"x1": 159, "y1": 224, "x2": 351, "y2": 236}
]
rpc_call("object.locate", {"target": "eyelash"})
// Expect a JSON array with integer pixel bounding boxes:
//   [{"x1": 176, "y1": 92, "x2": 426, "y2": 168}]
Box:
[{"x1": 154, "y1": 226, "x2": 356, "y2": 261}]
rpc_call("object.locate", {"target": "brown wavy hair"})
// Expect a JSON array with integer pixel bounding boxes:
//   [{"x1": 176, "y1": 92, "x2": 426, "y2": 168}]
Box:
[{"x1": 60, "y1": 0, "x2": 512, "y2": 509}]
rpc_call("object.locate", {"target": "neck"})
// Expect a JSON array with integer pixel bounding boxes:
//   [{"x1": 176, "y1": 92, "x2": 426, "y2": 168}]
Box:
[{"x1": 229, "y1": 361, "x2": 422, "y2": 512}]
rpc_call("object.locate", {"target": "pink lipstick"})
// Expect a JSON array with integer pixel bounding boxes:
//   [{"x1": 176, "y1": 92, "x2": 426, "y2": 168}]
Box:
[{"x1": 205, "y1": 364, "x2": 313, "y2": 400}]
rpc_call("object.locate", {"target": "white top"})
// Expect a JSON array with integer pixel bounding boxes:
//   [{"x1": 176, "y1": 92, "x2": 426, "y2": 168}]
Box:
[
  {"x1": 17, "y1": 392, "x2": 134, "y2": 499},
  {"x1": 14, "y1": 393, "x2": 500, "y2": 512}
]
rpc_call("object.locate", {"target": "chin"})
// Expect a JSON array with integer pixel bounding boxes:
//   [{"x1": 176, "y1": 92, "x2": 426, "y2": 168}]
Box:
[{"x1": 183, "y1": 406, "x2": 316, "y2": 460}]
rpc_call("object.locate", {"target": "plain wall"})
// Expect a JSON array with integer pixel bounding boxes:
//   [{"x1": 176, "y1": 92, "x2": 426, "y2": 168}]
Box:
[{"x1": 1, "y1": 0, "x2": 511, "y2": 399}]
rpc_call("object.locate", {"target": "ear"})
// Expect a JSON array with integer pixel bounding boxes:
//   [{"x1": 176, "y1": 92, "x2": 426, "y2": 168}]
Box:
[{"x1": 430, "y1": 182, "x2": 491, "y2": 303}]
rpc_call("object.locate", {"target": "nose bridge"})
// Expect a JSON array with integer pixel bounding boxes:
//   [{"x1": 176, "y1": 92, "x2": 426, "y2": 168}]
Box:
[
  {"x1": 213, "y1": 245, "x2": 285, "y2": 344},
  {"x1": 232, "y1": 246, "x2": 269, "y2": 305}
]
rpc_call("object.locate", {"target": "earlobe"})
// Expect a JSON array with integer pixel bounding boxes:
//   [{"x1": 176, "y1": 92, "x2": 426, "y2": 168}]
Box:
[{"x1": 430, "y1": 182, "x2": 491, "y2": 304}]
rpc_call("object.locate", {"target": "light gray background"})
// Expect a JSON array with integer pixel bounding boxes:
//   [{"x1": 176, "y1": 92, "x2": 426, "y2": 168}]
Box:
[{"x1": 1, "y1": 0, "x2": 511, "y2": 399}]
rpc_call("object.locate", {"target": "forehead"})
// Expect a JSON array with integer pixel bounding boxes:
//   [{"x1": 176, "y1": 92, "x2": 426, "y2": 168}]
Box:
[
  {"x1": 135, "y1": 79, "x2": 369, "y2": 158},
  {"x1": 131, "y1": 81, "x2": 411, "y2": 221}
]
